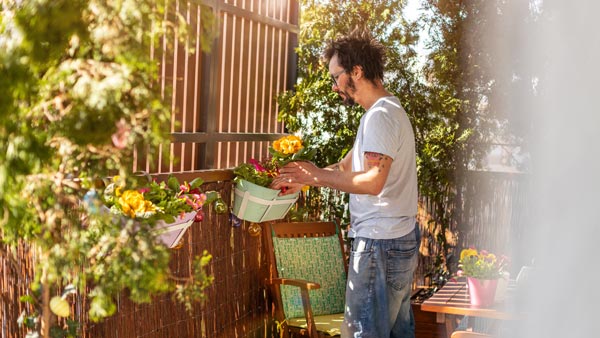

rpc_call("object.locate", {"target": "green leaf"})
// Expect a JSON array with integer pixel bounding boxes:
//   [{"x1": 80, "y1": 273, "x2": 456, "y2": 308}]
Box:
[
  {"x1": 20, "y1": 294, "x2": 36, "y2": 304},
  {"x1": 204, "y1": 191, "x2": 219, "y2": 204},
  {"x1": 88, "y1": 294, "x2": 116, "y2": 322},
  {"x1": 167, "y1": 175, "x2": 180, "y2": 192},
  {"x1": 189, "y1": 177, "x2": 204, "y2": 190}
]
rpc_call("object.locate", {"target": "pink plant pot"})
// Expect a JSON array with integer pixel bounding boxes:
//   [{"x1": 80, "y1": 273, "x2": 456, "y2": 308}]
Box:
[{"x1": 467, "y1": 277, "x2": 498, "y2": 307}]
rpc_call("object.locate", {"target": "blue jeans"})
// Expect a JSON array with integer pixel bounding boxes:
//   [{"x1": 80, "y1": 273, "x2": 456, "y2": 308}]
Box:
[{"x1": 341, "y1": 227, "x2": 419, "y2": 338}]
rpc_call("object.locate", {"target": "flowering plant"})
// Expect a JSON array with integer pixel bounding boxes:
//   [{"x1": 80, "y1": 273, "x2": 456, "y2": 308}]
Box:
[
  {"x1": 233, "y1": 135, "x2": 315, "y2": 188},
  {"x1": 458, "y1": 248, "x2": 510, "y2": 280},
  {"x1": 102, "y1": 174, "x2": 226, "y2": 223}
]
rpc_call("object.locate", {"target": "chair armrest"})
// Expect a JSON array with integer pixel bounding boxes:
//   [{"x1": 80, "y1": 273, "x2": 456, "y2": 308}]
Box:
[
  {"x1": 266, "y1": 277, "x2": 322, "y2": 338},
  {"x1": 267, "y1": 277, "x2": 321, "y2": 290}
]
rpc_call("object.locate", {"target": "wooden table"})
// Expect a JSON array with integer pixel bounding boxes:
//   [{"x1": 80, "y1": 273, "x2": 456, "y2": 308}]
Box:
[{"x1": 420, "y1": 280, "x2": 518, "y2": 337}]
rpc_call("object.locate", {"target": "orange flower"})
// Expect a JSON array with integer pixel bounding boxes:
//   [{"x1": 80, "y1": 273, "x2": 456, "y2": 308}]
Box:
[{"x1": 273, "y1": 135, "x2": 303, "y2": 155}]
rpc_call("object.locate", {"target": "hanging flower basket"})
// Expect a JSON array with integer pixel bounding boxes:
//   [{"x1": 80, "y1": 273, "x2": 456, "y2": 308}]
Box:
[
  {"x1": 232, "y1": 179, "x2": 299, "y2": 223},
  {"x1": 154, "y1": 211, "x2": 197, "y2": 248},
  {"x1": 231, "y1": 135, "x2": 315, "y2": 223},
  {"x1": 91, "y1": 174, "x2": 227, "y2": 249},
  {"x1": 99, "y1": 206, "x2": 198, "y2": 249}
]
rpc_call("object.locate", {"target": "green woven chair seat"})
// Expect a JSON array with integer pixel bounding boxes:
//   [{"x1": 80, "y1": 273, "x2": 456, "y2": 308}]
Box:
[{"x1": 272, "y1": 235, "x2": 346, "y2": 319}]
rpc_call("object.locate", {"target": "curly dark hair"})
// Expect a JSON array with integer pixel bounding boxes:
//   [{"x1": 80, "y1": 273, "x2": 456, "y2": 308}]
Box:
[{"x1": 323, "y1": 27, "x2": 386, "y2": 84}]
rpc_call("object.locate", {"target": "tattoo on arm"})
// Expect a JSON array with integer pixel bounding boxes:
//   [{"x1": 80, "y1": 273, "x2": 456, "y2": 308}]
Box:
[
  {"x1": 365, "y1": 152, "x2": 390, "y2": 173},
  {"x1": 332, "y1": 164, "x2": 340, "y2": 171}
]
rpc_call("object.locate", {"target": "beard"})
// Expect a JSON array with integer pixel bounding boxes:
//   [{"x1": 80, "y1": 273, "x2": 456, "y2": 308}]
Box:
[
  {"x1": 338, "y1": 77, "x2": 356, "y2": 106},
  {"x1": 340, "y1": 92, "x2": 356, "y2": 106}
]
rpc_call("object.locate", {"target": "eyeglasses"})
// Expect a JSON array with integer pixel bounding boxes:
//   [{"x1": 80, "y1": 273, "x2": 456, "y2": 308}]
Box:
[{"x1": 330, "y1": 69, "x2": 346, "y2": 86}]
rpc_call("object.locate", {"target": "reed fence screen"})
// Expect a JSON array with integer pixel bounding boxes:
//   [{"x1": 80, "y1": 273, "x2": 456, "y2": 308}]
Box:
[
  {"x1": 82, "y1": 180, "x2": 276, "y2": 337},
  {"x1": 415, "y1": 170, "x2": 530, "y2": 288},
  {"x1": 2, "y1": 170, "x2": 530, "y2": 337}
]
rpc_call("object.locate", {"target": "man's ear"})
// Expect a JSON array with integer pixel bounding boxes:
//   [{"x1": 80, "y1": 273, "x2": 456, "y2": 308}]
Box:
[{"x1": 352, "y1": 65, "x2": 363, "y2": 79}]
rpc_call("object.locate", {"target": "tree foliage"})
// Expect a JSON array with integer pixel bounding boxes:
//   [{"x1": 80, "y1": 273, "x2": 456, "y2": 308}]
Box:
[
  {"x1": 278, "y1": 0, "x2": 519, "y2": 279},
  {"x1": 277, "y1": 0, "x2": 459, "y2": 235},
  {"x1": 279, "y1": 0, "x2": 422, "y2": 223},
  {"x1": 0, "y1": 0, "x2": 214, "y2": 335}
]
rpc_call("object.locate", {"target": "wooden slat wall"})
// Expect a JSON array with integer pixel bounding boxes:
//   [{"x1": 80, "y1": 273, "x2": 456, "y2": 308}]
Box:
[{"x1": 138, "y1": 0, "x2": 298, "y2": 174}]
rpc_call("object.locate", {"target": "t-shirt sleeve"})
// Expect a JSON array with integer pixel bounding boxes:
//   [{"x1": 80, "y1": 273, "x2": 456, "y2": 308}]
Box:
[{"x1": 360, "y1": 108, "x2": 402, "y2": 160}]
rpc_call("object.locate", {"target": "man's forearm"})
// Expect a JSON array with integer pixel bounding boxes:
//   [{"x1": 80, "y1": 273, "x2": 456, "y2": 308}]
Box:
[
  {"x1": 325, "y1": 150, "x2": 352, "y2": 172},
  {"x1": 325, "y1": 163, "x2": 343, "y2": 171},
  {"x1": 315, "y1": 166, "x2": 386, "y2": 195}
]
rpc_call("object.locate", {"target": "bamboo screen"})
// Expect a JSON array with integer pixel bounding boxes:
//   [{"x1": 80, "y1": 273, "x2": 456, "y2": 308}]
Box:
[
  {"x1": 135, "y1": 0, "x2": 299, "y2": 175},
  {"x1": 414, "y1": 171, "x2": 530, "y2": 287},
  {"x1": 81, "y1": 181, "x2": 277, "y2": 337}
]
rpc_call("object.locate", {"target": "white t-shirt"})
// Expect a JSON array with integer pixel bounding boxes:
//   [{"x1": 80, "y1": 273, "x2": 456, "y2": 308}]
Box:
[{"x1": 347, "y1": 96, "x2": 418, "y2": 239}]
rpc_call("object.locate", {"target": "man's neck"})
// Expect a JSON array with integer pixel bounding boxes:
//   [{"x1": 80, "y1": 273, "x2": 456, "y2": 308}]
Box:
[
  {"x1": 357, "y1": 84, "x2": 392, "y2": 110},
  {"x1": 355, "y1": 80, "x2": 392, "y2": 110}
]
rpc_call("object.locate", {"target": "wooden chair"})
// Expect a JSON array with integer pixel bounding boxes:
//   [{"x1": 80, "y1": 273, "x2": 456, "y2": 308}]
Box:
[
  {"x1": 263, "y1": 221, "x2": 348, "y2": 338},
  {"x1": 451, "y1": 331, "x2": 494, "y2": 338}
]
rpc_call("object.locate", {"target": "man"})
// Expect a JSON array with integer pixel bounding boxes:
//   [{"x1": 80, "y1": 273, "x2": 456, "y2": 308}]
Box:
[{"x1": 271, "y1": 29, "x2": 419, "y2": 338}]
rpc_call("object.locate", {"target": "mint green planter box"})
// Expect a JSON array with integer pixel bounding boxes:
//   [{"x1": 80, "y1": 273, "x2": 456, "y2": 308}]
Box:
[{"x1": 232, "y1": 179, "x2": 299, "y2": 222}]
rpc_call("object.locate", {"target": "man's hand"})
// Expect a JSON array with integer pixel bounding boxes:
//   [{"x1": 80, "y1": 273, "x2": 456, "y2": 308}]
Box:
[
  {"x1": 271, "y1": 161, "x2": 321, "y2": 195},
  {"x1": 269, "y1": 181, "x2": 304, "y2": 196}
]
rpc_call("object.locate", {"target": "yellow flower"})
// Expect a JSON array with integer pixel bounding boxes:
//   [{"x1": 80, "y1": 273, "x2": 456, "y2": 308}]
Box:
[
  {"x1": 273, "y1": 135, "x2": 303, "y2": 154},
  {"x1": 118, "y1": 190, "x2": 156, "y2": 218},
  {"x1": 112, "y1": 175, "x2": 125, "y2": 197},
  {"x1": 480, "y1": 253, "x2": 497, "y2": 265},
  {"x1": 458, "y1": 247, "x2": 507, "y2": 279},
  {"x1": 50, "y1": 296, "x2": 70, "y2": 317},
  {"x1": 460, "y1": 248, "x2": 478, "y2": 261}
]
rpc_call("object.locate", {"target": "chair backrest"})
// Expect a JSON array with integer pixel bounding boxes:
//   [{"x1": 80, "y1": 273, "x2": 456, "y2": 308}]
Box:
[{"x1": 264, "y1": 221, "x2": 348, "y2": 318}]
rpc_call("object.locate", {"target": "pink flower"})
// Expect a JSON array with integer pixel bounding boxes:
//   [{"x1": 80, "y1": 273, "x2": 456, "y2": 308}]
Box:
[
  {"x1": 182, "y1": 196, "x2": 200, "y2": 210},
  {"x1": 248, "y1": 158, "x2": 266, "y2": 172},
  {"x1": 180, "y1": 184, "x2": 190, "y2": 193}
]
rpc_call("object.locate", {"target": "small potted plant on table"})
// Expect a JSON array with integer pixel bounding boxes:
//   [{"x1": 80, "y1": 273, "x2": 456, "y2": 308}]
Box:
[{"x1": 458, "y1": 248, "x2": 510, "y2": 307}]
